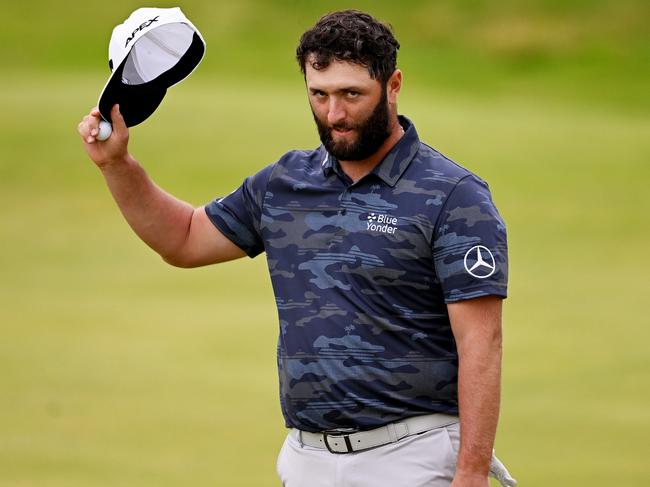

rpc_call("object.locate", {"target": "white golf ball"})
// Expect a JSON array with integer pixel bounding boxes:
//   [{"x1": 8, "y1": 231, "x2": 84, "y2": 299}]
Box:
[{"x1": 97, "y1": 120, "x2": 112, "y2": 141}]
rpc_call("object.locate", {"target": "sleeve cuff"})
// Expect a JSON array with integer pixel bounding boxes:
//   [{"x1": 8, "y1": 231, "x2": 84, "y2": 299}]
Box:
[
  {"x1": 204, "y1": 204, "x2": 264, "y2": 258},
  {"x1": 444, "y1": 285, "x2": 507, "y2": 304}
]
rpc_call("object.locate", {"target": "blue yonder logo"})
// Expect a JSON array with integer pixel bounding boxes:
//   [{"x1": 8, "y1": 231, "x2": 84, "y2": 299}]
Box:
[{"x1": 366, "y1": 213, "x2": 398, "y2": 235}]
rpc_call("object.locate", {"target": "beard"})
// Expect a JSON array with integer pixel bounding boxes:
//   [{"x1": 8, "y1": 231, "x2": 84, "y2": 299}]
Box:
[{"x1": 312, "y1": 86, "x2": 391, "y2": 161}]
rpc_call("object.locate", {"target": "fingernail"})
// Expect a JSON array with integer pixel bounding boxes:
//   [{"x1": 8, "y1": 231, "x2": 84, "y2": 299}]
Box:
[
  {"x1": 87, "y1": 136, "x2": 94, "y2": 143},
  {"x1": 90, "y1": 128, "x2": 98, "y2": 136}
]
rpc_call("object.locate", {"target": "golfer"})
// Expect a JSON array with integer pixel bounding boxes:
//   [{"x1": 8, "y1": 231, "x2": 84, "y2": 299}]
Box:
[{"x1": 79, "y1": 10, "x2": 512, "y2": 487}]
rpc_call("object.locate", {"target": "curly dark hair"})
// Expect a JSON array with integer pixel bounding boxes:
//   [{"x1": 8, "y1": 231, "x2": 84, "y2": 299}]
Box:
[{"x1": 296, "y1": 10, "x2": 400, "y2": 84}]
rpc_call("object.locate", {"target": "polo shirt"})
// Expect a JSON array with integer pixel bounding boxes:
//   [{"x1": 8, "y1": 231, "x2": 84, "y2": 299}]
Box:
[{"x1": 205, "y1": 116, "x2": 508, "y2": 432}]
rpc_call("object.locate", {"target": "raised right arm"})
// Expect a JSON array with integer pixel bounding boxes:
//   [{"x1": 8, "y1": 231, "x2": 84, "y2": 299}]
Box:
[{"x1": 78, "y1": 104, "x2": 246, "y2": 267}]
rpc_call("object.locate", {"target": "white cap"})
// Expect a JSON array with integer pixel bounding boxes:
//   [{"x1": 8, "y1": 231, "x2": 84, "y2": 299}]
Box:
[{"x1": 98, "y1": 7, "x2": 206, "y2": 126}]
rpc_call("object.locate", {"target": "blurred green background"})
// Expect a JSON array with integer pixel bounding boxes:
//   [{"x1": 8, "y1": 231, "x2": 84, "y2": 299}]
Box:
[{"x1": 1, "y1": 1, "x2": 648, "y2": 486}]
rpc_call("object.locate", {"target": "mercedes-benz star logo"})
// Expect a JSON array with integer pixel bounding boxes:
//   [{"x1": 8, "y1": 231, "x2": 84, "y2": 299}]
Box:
[{"x1": 463, "y1": 245, "x2": 496, "y2": 279}]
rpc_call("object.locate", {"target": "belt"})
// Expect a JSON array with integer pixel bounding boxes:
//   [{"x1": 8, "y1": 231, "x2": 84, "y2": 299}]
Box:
[{"x1": 293, "y1": 413, "x2": 459, "y2": 454}]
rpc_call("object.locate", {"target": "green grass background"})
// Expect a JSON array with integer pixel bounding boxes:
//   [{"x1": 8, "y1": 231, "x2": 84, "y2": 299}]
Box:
[{"x1": 1, "y1": 1, "x2": 649, "y2": 486}]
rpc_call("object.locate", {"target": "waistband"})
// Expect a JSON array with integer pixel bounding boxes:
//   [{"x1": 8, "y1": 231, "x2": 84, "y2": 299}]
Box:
[{"x1": 292, "y1": 413, "x2": 459, "y2": 454}]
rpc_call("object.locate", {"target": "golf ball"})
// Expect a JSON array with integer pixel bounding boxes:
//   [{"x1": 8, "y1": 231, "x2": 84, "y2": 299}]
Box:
[{"x1": 97, "y1": 120, "x2": 112, "y2": 141}]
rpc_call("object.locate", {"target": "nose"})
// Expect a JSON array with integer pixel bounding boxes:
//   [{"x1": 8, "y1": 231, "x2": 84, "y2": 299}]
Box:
[{"x1": 327, "y1": 98, "x2": 347, "y2": 126}]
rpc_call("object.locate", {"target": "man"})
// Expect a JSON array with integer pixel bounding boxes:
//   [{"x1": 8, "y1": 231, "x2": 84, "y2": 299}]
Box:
[{"x1": 78, "y1": 10, "x2": 511, "y2": 487}]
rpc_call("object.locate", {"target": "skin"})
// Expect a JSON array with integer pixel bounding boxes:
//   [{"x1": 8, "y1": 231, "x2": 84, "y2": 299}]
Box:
[
  {"x1": 78, "y1": 104, "x2": 245, "y2": 267},
  {"x1": 448, "y1": 295, "x2": 502, "y2": 487},
  {"x1": 78, "y1": 59, "x2": 502, "y2": 487},
  {"x1": 305, "y1": 58, "x2": 403, "y2": 182}
]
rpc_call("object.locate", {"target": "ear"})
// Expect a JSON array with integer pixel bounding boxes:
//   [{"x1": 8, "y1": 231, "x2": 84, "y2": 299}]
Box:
[{"x1": 387, "y1": 69, "x2": 402, "y2": 104}]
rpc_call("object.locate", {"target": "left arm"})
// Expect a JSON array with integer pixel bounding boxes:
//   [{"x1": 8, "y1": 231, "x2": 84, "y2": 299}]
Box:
[{"x1": 448, "y1": 295, "x2": 503, "y2": 487}]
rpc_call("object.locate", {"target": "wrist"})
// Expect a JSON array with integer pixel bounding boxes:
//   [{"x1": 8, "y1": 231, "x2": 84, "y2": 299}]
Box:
[
  {"x1": 456, "y1": 455, "x2": 491, "y2": 478},
  {"x1": 98, "y1": 152, "x2": 136, "y2": 172},
  {"x1": 452, "y1": 470, "x2": 489, "y2": 487},
  {"x1": 455, "y1": 468, "x2": 488, "y2": 479}
]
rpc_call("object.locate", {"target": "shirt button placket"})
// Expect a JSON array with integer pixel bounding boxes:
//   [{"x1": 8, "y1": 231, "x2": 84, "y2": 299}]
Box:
[
  {"x1": 327, "y1": 189, "x2": 351, "y2": 250},
  {"x1": 339, "y1": 188, "x2": 352, "y2": 216}
]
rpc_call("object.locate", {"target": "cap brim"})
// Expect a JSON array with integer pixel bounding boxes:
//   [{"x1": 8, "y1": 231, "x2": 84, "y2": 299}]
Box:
[
  {"x1": 98, "y1": 32, "x2": 205, "y2": 127},
  {"x1": 98, "y1": 60, "x2": 167, "y2": 127}
]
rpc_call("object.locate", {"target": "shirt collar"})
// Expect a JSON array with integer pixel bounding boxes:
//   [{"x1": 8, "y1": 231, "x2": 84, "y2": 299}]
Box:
[
  {"x1": 321, "y1": 149, "x2": 336, "y2": 176},
  {"x1": 321, "y1": 115, "x2": 419, "y2": 187}
]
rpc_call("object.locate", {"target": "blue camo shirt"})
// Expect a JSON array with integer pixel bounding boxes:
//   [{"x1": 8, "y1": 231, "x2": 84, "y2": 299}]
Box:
[{"x1": 205, "y1": 116, "x2": 508, "y2": 432}]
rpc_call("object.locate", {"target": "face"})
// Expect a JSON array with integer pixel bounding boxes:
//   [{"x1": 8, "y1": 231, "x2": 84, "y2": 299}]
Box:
[{"x1": 305, "y1": 59, "x2": 398, "y2": 161}]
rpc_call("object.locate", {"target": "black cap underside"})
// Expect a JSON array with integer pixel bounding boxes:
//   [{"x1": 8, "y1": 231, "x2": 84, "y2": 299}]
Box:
[{"x1": 99, "y1": 32, "x2": 205, "y2": 127}]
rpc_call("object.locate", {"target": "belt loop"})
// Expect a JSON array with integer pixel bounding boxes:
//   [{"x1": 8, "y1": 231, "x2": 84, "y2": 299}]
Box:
[
  {"x1": 386, "y1": 423, "x2": 397, "y2": 442},
  {"x1": 396, "y1": 421, "x2": 409, "y2": 439},
  {"x1": 298, "y1": 429, "x2": 304, "y2": 448}
]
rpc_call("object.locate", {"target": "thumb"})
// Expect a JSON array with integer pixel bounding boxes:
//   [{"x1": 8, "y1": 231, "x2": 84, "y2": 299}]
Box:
[{"x1": 111, "y1": 104, "x2": 128, "y2": 135}]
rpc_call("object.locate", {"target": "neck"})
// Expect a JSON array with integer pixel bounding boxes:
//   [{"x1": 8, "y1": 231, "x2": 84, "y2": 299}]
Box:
[{"x1": 339, "y1": 117, "x2": 404, "y2": 183}]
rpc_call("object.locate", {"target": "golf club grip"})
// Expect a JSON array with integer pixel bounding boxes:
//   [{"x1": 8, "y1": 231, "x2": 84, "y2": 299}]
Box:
[{"x1": 96, "y1": 120, "x2": 113, "y2": 141}]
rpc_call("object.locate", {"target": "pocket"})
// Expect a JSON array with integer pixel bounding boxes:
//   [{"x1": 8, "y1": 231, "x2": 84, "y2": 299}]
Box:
[{"x1": 443, "y1": 423, "x2": 460, "y2": 457}]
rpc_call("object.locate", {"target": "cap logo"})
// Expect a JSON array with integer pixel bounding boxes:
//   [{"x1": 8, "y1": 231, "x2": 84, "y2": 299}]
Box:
[{"x1": 124, "y1": 16, "x2": 160, "y2": 48}]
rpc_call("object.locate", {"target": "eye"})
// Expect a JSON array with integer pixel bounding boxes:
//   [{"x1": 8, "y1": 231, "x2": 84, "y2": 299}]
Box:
[
  {"x1": 311, "y1": 90, "x2": 327, "y2": 99},
  {"x1": 346, "y1": 90, "x2": 360, "y2": 99}
]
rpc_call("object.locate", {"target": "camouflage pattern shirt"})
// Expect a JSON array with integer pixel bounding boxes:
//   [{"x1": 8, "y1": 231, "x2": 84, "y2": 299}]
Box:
[{"x1": 205, "y1": 116, "x2": 508, "y2": 432}]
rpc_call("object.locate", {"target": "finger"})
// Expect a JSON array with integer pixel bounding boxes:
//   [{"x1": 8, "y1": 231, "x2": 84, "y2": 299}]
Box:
[
  {"x1": 88, "y1": 108, "x2": 102, "y2": 123},
  {"x1": 111, "y1": 104, "x2": 127, "y2": 135},
  {"x1": 81, "y1": 124, "x2": 99, "y2": 144},
  {"x1": 78, "y1": 119, "x2": 93, "y2": 142},
  {"x1": 78, "y1": 120, "x2": 87, "y2": 138},
  {"x1": 90, "y1": 112, "x2": 101, "y2": 134},
  {"x1": 80, "y1": 108, "x2": 100, "y2": 135},
  {"x1": 81, "y1": 111, "x2": 101, "y2": 137}
]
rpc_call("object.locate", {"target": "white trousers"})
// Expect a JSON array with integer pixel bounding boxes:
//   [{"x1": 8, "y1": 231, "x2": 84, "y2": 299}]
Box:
[{"x1": 276, "y1": 422, "x2": 460, "y2": 487}]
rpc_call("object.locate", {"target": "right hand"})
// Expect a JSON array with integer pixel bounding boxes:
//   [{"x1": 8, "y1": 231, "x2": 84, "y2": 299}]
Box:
[{"x1": 78, "y1": 104, "x2": 129, "y2": 168}]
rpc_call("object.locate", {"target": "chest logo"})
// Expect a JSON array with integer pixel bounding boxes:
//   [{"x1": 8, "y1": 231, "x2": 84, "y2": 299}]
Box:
[
  {"x1": 367, "y1": 213, "x2": 398, "y2": 235},
  {"x1": 464, "y1": 245, "x2": 496, "y2": 278}
]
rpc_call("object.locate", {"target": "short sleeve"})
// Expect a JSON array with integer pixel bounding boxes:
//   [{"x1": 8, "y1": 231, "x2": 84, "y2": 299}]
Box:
[
  {"x1": 433, "y1": 175, "x2": 508, "y2": 303},
  {"x1": 204, "y1": 163, "x2": 275, "y2": 258}
]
